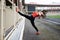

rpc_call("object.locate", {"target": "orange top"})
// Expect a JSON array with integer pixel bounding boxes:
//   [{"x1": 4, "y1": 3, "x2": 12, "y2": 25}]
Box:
[{"x1": 32, "y1": 11, "x2": 39, "y2": 18}]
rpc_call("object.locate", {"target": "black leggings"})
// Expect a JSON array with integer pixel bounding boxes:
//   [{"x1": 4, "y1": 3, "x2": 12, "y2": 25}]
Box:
[{"x1": 18, "y1": 12, "x2": 39, "y2": 32}]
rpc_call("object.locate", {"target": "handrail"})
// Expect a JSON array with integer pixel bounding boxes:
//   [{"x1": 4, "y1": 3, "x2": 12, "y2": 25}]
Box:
[{"x1": 8, "y1": 0, "x2": 15, "y2": 6}]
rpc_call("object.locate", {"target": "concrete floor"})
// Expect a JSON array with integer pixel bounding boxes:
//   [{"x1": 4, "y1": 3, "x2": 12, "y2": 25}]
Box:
[{"x1": 23, "y1": 19, "x2": 60, "y2": 40}]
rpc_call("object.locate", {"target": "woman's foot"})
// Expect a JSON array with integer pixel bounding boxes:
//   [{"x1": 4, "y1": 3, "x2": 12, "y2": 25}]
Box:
[{"x1": 36, "y1": 32, "x2": 40, "y2": 35}]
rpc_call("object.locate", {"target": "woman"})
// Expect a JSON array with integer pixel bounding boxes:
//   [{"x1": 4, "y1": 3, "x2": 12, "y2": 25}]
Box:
[{"x1": 16, "y1": 8, "x2": 47, "y2": 35}]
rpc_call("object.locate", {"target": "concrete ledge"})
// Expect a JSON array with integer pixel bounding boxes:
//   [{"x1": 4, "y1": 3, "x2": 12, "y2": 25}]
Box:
[{"x1": 6, "y1": 17, "x2": 25, "y2": 40}]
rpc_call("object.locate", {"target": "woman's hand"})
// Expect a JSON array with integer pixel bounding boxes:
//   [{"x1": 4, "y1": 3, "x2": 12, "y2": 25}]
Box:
[
  {"x1": 38, "y1": 12, "x2": 46, "y2": 19},
  {"x1": 16, "y1": 7, "x2": 19, "y2": 12}
]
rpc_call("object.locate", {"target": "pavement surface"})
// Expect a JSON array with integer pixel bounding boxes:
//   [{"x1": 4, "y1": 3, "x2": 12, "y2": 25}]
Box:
[
  {"x1": 23, "y1": 18, "x2": 60, "y2": 40},
  {"x1": 45, "y1": 18, "x2": 60, "y2": 23}
]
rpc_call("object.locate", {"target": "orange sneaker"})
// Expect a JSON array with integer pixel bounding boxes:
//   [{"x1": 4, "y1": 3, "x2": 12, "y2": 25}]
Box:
[{"x1": 36, "y1": 32, "x2": 40, "y2": 35}]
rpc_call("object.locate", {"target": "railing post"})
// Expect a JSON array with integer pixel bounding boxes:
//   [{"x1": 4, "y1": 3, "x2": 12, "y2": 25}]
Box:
[
  {"x1": 1, "y1": 0, "x2": 4, "y2": 40},
  {"x1": 8, "y1": 0, "x2": 17, "y2": 29},
  {"x1": 13, "y1": 4, "x2": 16, "y2": 29}
]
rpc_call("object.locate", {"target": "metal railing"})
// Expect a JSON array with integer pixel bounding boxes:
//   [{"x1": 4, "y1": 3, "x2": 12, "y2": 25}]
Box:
[
  {"x1": 0, "y1": 0, "x2": 25, "y2": 40},
  {"x1": 4, "y1": 0, "x2": 18, "y2": 40}
]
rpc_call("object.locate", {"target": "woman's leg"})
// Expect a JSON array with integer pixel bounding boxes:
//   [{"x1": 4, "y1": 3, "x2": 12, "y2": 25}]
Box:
[
  {"x1": 30, "y1": 20, "x2": 39, "y2": 32},
  {"x1": 18, "y1": 11, "x2": 30, "y2": 19}
]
